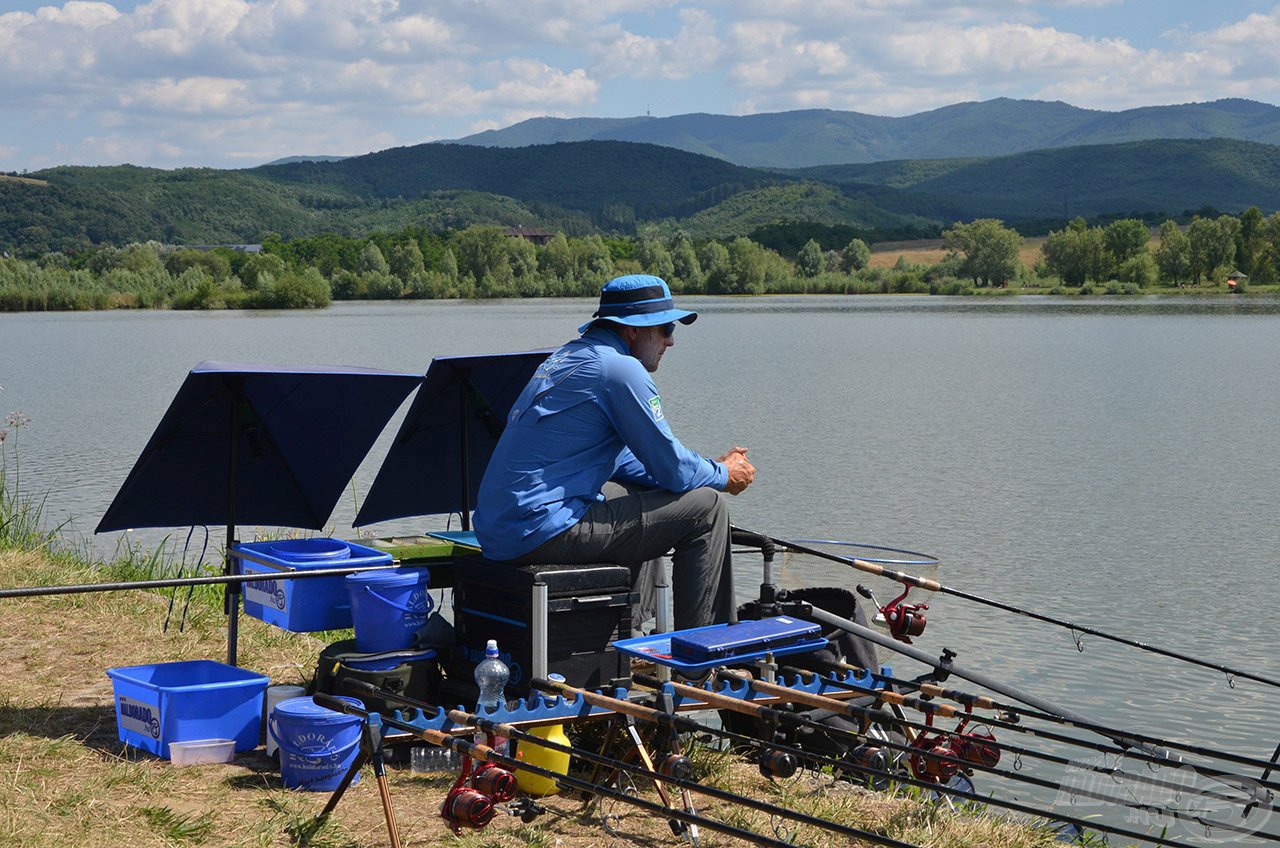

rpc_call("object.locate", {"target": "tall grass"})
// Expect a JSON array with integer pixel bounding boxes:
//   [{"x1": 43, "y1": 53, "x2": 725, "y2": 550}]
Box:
[{"x1": 0, "y1": 409, "x2": 64, "y2": 552}]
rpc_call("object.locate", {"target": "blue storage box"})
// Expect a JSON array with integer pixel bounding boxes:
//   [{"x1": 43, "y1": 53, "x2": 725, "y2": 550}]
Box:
[
  {"x1": 105, "y1": 660, "x2": 269, "y2": 758},
  {"x1": 232, "y1": 538, "x2": 393, "y2": 632}
]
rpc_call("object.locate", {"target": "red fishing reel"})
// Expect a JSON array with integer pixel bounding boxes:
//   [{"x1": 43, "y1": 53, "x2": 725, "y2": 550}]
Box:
[
  {"x1": 441, "y1": 787, "x2": 495, "y2": 831},
  {"x1": 472, "y1": 761, "x2": 518, "y2": 802},
  {"x1": 880, "y1": 585, "x2": 927, "y2": 644},
  {"x1": 440, "y1": 737, "x2": 519, "y2": 833},
  {"x1": 908, "y1": 732, "x2": 961, "y2": 783},
  {"x1": 952, "y1": 711, "x2": 1000, "y2": 769}
]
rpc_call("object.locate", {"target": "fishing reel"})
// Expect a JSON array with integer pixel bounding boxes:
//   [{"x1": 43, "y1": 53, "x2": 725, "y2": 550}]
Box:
[
  {"x1": 880, "y1": 585, "x2": 928, "y2": 644},
  {"x1": 951, "y1": 712, "x2": 1000, "y2": 769},
  {"x1": 847, "y1": 743, "x2": 892, "y2": 774},
  {"x1": 441, "y1": 787, "x2": 495, "y2": 832},
  {"x1": 658, "y1": 753, "x2": 694, "y2": 782},
  {"x1": 472, "y1": 761, "x2": 518, "y2": 801},
  {"x1": 759, "y1": 748, "x2": 799, "y2": 779},
  {"x1": 908, "y1": 732, "x2": 962, "y2": 783},
  {"x1": 857, "y1": 583, "x2": 928, "y2": 644},
  {"x1": 440, "y1": 739, "x2": 519, "y2": 833}
]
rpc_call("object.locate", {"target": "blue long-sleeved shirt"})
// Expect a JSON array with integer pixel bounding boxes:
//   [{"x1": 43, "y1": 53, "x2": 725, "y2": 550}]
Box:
[{"x1": 473, "y1": 327, "x2": 728, "y2": 561}]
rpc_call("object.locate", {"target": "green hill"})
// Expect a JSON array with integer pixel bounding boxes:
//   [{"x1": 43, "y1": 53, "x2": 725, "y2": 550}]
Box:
[
  {"x1": 791, "y1": 138, "x2": 1280, "y2": 221},
  {"x1": 454, "y1": 98, "x2": 1280, "y2": 168},
  {"x1": 251, "y1": 141, "x2": 777, "y2": 220},
  {"x1": 672, "y1": 182, "x2": 933, "y2": 239},
  {"x1": 6, "y1": 136, "x2": 1280, "y2": 253},
  {"x1": 1, "y1": 142, "x2": 787, "y2": 251}
]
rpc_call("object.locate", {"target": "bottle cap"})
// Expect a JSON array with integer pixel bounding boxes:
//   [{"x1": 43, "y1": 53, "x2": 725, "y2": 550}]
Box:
[
  {"x1": 548, "y1": 673, "x2": 566, "y2": 683},
  {"x1": 485, "y1": 639, "x2": 499, "y2": 658}
]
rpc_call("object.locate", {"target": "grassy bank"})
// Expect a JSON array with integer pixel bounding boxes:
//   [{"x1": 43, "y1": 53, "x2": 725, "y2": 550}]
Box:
[
  {"x1": 0, "y1": 435, "x2": 1071, "y2": 848},
  {"x1": 0, "y1": 541, "x2": 1067, "y2": 847}
]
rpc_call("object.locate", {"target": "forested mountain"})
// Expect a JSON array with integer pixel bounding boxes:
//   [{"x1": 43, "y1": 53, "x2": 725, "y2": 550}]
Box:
[
  {"x1": 0, "y1": 142, "x2": 788, "y2": 251},
  {"x1": 4, "y1": 136, "x2": 1280, "y2": 253},
  {"x1": 452, "y1": 98, "x2": 1280, "y2": 168},
  {"x1": 791, "y1": 138, "x2": 1280, "y2": 222},
  {"x1": 251, "y1": 141, "x2": 778, "y2": 221}
]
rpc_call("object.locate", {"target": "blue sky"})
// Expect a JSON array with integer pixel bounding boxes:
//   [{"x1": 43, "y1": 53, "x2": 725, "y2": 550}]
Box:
[{"x1": 1, "y1": 1, "x2": 1278, "y2": 171}]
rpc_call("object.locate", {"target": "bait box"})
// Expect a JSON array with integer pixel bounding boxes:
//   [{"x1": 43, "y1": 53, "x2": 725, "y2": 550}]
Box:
[
  {"x1": 615, "y1": 625, "x2": 828, "y2": 674},
  {"x1": 169, "y1": 738, "x2": 236, "y2": 766},
  {"x1": 106, "y1": 660, "x2": 268, "y2": 758},
  {"x1": 669, "y1": 616, "x2": 823, "y2": 662}
]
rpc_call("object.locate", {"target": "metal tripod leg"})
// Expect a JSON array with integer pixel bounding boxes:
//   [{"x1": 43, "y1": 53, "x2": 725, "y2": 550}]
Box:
[
  {"x1": 314, "y1": 713, "x2": 402, "y2": 848},
  {"x1": 622, "y1": 715, "x2": 699, "y2": 844}
]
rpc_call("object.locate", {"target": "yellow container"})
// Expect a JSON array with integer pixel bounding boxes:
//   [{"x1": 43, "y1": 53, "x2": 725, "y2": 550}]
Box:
[{"x1": 514, "y1": 723, "x2": 571, "y2": 796}]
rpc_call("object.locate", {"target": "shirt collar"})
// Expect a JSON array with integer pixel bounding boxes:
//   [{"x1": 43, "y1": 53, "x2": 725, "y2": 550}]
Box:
[{"x1": 582, "y1": 325, "x2": 630, "y2": 355}]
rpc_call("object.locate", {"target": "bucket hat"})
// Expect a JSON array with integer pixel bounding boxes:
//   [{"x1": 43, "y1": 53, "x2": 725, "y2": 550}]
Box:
[{"x1": 578, "y1": 274, "x2": 698, "y2": 334}]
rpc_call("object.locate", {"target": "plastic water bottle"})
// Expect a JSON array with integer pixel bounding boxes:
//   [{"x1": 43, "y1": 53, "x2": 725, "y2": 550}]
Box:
[{"x1": 474, "y1": 639, "x2": 510, "y2": 755}]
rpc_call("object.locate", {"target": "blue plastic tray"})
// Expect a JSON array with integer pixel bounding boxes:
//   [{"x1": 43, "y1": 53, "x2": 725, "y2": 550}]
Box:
[
  {"x1": 614, "y1": 624, "x2": 828, "y2": 674},
  {"x1": 106, "y1": 660, "x2": 268, "y2": 758},
  {"x1": 233, "y1": 538, "x2": 394, "y2": 632},
  {"x1": 425, "y1": 530, "x2": 481, "y2": 550}
]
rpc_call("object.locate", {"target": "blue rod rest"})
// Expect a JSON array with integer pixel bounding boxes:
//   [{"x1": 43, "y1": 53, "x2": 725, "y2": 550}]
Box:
[
  {"x1": 662, "y1": 665, "x2": 890, "y2": 711},
  {"x1": 389, "y1": 687, "x2": 628, "y2": 733}
]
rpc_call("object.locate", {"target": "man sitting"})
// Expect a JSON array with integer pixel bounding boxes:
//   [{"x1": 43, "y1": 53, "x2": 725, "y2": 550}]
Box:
[{"x1": 473, "y1": 274, "x2": 755, "y2": 630}]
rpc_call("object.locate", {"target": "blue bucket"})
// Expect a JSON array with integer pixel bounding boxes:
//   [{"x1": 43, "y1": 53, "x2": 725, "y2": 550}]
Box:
[
  {"x1": 345, "y1": 567, "x2": 432, "y2": 653},
  {"x1": 269, "y1": 696, "x2": 363, "y2": 791},
  {"x1": 268, "y1": 538, "x2": 350, "y2": 562}
]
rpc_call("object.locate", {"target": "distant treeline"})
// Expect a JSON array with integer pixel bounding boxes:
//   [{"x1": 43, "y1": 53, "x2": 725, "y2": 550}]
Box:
[
  {"x1": 0, "y1": 226, "x2": 888, "y2": 311},
  {"x1": 2, "y1": 209, "x2": 1277, "y2": 311}
]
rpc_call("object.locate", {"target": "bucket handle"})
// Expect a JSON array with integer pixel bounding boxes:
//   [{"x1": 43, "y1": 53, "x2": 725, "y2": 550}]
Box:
[
  {"x1": 359, "y1": 585, "x2": 434, "y2": 616},
  {"x1": 269, "y1": 719, "x2": 362, "y2": 762}
]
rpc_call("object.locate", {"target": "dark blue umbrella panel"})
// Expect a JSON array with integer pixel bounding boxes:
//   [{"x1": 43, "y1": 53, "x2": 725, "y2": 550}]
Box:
[
  {"x1": 354, "y1": 350, "x2": 551, "y2": 526},
  {"x1": 97, "y1": 362, "x2": 422, "y2": 533}
]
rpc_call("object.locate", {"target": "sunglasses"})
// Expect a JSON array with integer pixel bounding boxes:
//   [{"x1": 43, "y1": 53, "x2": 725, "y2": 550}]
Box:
[{"x1": 660, "y1": 322, "x2": 676, "y2": 338}]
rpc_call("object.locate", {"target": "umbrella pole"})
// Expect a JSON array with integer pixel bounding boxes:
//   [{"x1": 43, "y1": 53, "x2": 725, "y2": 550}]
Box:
[
  {"x1": 459, "y1": 384, "x2": 471, "y2": 532},
  {"x1": 226, "y1": 404, "x2": 240, "y2": 667},
  {"x1": 226, "y1": 521, "x2": 239, "y2": 666}
]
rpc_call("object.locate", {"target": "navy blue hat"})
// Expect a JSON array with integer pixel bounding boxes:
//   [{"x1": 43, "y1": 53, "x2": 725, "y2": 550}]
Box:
[{"x1": 579, "y1": 274, "x2": 698, "y2": 334}]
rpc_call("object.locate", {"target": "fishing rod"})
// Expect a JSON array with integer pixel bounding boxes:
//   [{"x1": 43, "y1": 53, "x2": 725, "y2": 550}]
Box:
[
  {"x1": 339, "y1": 680, "x2": 924, "y2": 848},
  {"x1": 635, "y1": 672, "x2": 1280, "y2": 838},
  {"x1": 0, "y1": 562, "x2": 406, "y2": 599},
  {"x1": 735, "y1": 669, "x2": 1280, "y2": 814},
  {"x1": 533, "y1": 677, "x2": 1224, "y2": 848},
  {"x1": 311, "y1": 693, "x2": 879, "y2": 848},
  {"x1": 824, "y1": 661, "x2": 1280, "y2": 776},
  {"x1": 749, "y1": 530, "x2": 1280, "y2": 691}
]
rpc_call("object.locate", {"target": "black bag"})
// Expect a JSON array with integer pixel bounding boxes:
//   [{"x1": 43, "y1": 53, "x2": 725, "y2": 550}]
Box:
[{"x1": 310, "y1": 638, "x2": 442, "y2": 715}]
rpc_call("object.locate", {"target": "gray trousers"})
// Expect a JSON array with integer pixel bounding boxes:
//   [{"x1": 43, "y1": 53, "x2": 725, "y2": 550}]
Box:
[{"x1": 508, "y1": 482, "x2": 737, "y2": 631}]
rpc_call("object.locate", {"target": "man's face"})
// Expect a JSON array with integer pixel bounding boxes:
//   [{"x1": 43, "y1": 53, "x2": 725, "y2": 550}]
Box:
[{"x1": 628, "y1": 323, "x2": 675, "y2": 373}]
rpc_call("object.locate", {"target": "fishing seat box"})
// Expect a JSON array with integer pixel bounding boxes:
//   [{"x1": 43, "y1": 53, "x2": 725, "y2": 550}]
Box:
[{"x1": 446, "y1": 557, "x2": 636, "y2": 699}]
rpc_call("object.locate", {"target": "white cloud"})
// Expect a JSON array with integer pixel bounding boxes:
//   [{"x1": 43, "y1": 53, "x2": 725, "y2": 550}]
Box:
[
  {"x1": 118, "y1": 77, "x2": 252, "y2": 115},
  {"x1": 590, "y1": 8, "x2": 722, "y2": 80},
  {"x1": 4, "y1": 0, "x2": 1280, "y2": 170}
]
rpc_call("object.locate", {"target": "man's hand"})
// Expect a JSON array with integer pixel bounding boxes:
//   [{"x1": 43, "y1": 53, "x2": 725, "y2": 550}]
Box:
[{"x1": 717, "y1": 446, "x2": 755, "y2": 495}]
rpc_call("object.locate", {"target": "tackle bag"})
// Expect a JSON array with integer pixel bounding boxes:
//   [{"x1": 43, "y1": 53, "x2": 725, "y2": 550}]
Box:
[{"x1": 309, "y1": 638, "x2": 442, "y2": 716}]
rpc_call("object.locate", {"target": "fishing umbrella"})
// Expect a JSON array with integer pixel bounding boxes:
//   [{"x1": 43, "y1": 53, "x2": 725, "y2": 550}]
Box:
[
  {"x1": 96, "y1": 361, "x2": 423, "y2": 665},
  {"x1": 354, "y1": 350, "x2": 551, "y2": 529}
]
